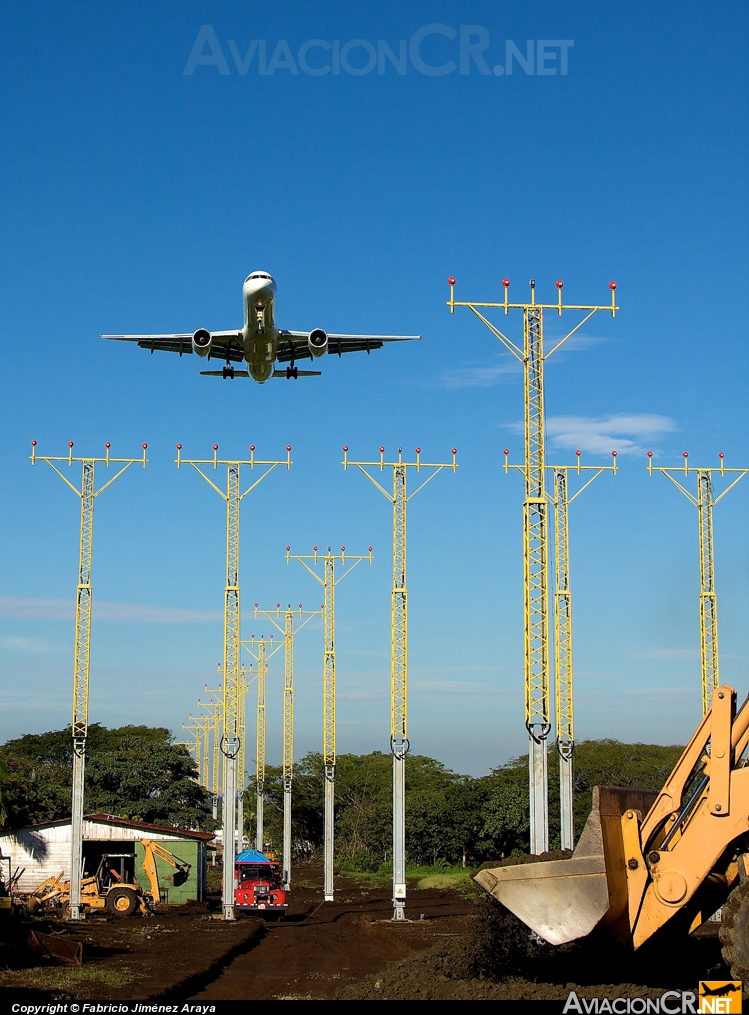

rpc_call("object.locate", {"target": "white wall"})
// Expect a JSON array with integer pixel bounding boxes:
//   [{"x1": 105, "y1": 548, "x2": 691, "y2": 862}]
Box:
[{"x1": 0, "y1": 821, "x2": 203, "y2": 893}]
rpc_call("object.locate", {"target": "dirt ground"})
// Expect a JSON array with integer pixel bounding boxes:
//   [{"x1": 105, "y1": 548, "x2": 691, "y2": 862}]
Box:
[
  {"x1": 0, "y1": 862, "x2": 733, "y2": 1002},
  {"x1": 189, "y1": 866, "x2": 475, "y2": 1000}
]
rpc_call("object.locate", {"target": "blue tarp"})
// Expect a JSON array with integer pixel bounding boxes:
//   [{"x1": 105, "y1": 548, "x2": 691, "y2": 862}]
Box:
[{"x1": 235, "y1": 848, "x2": 272, "y2": 864}]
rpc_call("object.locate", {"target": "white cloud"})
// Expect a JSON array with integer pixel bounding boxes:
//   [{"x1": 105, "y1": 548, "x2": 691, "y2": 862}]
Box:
[
  {"x1": 0, "y1": 635, "x2": 61, "y2": 654},
  {"x1": 504, "y1": 413, "x2": 677, "y2": 456},
  {"x1": 0, "y1": 595, "x2": 221, "y2": 623},
  {"x1": 545, "y1": 334, "x2": 609, "y2": 355},
  {"x1": 439, "y1": 357, "x2": 521, "y2": 389}
]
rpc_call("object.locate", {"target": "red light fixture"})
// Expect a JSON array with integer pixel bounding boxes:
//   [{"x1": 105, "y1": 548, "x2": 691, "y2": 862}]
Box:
[
  {"x1": 556, "y1": 280, "x2": 564, "y2": 289},
  {"x1": 447, "y1": 277, "x2": 456, "y2": 285},
  {"x1": 609, "y1": 281, "x2": 617, "y2": 290},
  {"x1": 502, "y1": 278, "x2": 510, "y2": 288}
]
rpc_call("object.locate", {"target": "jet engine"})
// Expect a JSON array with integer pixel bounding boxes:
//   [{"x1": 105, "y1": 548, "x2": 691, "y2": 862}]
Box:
[
  {"x1": 192, "y1": 328, "x2": 212, "y2": 357},
  {"x1": 308, "y1": 329, "x2": 328, "y2": 358}
]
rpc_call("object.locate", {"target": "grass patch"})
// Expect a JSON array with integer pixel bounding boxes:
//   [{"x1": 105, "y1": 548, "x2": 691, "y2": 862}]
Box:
[
  {"x1": 0, "y1": 966, "x2": 137, "y2": 993},
  {"x1": 339, "y1": 862, "x2": 476, "y2": 892},
  {"x1": 415, "y1": 873, "x2": 471, "y2": 890}
]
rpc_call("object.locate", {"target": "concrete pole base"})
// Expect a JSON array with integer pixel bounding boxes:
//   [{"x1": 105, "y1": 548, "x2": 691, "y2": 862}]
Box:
[{"x1": 392, "y1": 903, "x2": 409, "y2": 922}]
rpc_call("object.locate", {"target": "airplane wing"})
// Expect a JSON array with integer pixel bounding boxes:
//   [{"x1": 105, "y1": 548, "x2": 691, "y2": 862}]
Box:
[
  {"x1": 100, "y1": 331, "x2": 245, "y2": 362},
  {"x1": 275, "y1": 331, "x2": 420, "y2": 364}
]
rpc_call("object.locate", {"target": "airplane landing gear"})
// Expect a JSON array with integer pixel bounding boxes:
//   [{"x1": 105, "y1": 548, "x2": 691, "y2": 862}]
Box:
[
  {"x1": 222, "y1": 365, "x2": 235, "y2": 380},
  {"x1": 286, "y1": 365, "x2": 298, "y2": 380}
]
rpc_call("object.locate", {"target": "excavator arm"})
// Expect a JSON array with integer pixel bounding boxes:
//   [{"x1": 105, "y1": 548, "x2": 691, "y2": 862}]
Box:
[
  {"x1": 475, "y1": 684, "x2": 749, "y2": 954},
  {"x1": 139, "y1": 839, "x2": 192, "y2": 904}
]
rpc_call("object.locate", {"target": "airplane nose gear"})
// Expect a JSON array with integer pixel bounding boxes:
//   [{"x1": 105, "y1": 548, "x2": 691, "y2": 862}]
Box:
[
  {"x1": 222, "y1": 365, "x2": 235, "y2": 380},
  {"x1": 286, "y1": 366, "x2": 298, "y2": 380}
]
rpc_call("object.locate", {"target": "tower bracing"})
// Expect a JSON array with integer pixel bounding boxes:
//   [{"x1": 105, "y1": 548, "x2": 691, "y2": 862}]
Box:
[
  {"x1": 505, "y1": 449, "x2": 617, "y2": 850},
  {"x1": 343, "y1": 445, "x2": 456, "y2": 919},
  {"x1": 648, "y1": 453, "x2": 747, "y2": 714},
  {"x1": 254, "y1": 604, "x2": 320, "y2": 888},
  {"x1": 287, "y1": 546, "x2": 372, "y2": 900},
  {"x1": 30, "y1": 441, "x2": 147, "y2": 919},
  {"x1": 177, "y1": 442, "x2": 291, "y2": 920},
  {"x1": 448, "y1": 278, "x2": 618, "y2": 853}
]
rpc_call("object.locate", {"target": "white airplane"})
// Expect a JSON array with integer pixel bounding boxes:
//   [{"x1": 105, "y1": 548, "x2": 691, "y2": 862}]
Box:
[{"x1": 101, "y1": 271, "x2": 420, "y2": 383}]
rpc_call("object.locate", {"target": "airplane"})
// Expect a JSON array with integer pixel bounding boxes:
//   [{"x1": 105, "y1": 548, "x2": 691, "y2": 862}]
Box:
[{"x1": 101, "y1": 271, "x2": 420, "y2": 383}]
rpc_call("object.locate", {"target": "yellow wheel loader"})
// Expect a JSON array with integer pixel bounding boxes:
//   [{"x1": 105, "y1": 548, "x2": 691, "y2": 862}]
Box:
[
  {"x1": 27, "y1": 838, "x2": 191, "y2": 918},
  {"x1": 475, "y1": 684, "x2": 749, "y2": 983}
]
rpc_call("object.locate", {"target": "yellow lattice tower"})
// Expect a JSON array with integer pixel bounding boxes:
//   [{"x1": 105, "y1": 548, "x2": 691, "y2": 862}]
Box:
[
  {"x1": 447, "y1": 276, "x2": 618, "y2": 853},
  {"x1": 30, "y1": 440, "x2": 147, "y2": 920},
  {"x1": 181, "y1": 723, "x2": 202, "y2": 780},
  {"x1": 241, "y1": 636, "x2": 281, "y2": 852},
  {"x1": 176, "y1": 442, "x2": 291, "y2": 920},
  {"x1": 201, "y1": 680, "x2": 224, "y2": 819},
  {"x1": 254, "y1": 604, "x2": 320, "y2": 885},
  {"x1": 343, "y1": 445, "x2": 457, "y2": 919},
  {"x1": 505, "y1": 449, "x2": 617, "y2": 849},
  {"x1": 648, "y1": 452, "x2": 747, "y2": 714},
  {"x1": 287, "y1": 545, "x2": 372, "y2": 900}
]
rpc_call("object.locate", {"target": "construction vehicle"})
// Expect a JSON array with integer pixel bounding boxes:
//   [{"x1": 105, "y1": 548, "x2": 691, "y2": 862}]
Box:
[
  {"x1": 475, "y1": 684, "x2": 749, "y2": 983},
  {"x1": 234, "y1": 849, "x2": 288, "y2": 916},
  {"x1": 27, "y1": 838, "x2": 191, "y2": 918}
]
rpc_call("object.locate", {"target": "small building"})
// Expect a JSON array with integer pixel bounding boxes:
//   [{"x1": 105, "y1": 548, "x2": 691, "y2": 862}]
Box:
[{"x1": 0, "y1": 813, "x2": 215, "y2": 903}]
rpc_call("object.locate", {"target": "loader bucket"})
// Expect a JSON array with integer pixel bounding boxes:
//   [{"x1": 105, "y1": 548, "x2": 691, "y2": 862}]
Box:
[
  {"x1": 474, "y1": 786, "x2": 658, "y2": 946},
  {"x1": 27, "y1": 929, "x2": 83, "y2": 966}
]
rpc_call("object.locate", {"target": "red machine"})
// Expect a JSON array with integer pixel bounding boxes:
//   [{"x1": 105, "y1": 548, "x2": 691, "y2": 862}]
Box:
[{"x1": 234, "y1": 849, "x2": 288, "y2": 915}]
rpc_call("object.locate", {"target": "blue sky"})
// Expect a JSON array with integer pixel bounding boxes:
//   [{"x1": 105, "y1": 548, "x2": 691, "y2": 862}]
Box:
[{"x1": 0, "y1": 2, "x2": 747, "y2": 776}]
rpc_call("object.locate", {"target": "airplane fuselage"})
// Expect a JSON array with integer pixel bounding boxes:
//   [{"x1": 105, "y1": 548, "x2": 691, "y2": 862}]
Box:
[{"x1": 242, "y1": 272, "x2": 279, "y2": 382}]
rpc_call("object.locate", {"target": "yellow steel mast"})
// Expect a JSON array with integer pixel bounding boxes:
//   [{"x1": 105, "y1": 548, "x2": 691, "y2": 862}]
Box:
[
  {"x1": 342, "y1": 445, "x2": 457, "y2": 919},
  {"x1": 505, "y1": 449, "x2": 616, "y2": 849},
  {"x1": 448, "y1": 277, "x2": 618, "y2": 853},
  {"x1": 201, "y1": 681, "x2": 224, "y2": 820},
  {"x1": 254, "y1": 604, "x2": 320, "y2": 886},
  {"x1": 177, "y1": 442, "x2": 291, "y2": 920},
  {"x1": 648, "y1": 452, "x2": 747, "y2": 714},
  {"x1": 241, "y1": 636, "x2": 280, "y2": 850},
  {"x1": 30, "y1": 440, "x2": 147, "y2": 920},
  {"x1": 236, "y1": 666, "x2": 250, "y2": 849},
  {"x1": 287, "y1": 546, "x2": 372, "y2": 900}
]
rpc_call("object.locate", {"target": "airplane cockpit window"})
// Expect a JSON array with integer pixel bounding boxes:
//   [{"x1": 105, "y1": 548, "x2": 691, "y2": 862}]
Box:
[{"x1": 246, "y1": 272, "x2": 273, "y2": 282}]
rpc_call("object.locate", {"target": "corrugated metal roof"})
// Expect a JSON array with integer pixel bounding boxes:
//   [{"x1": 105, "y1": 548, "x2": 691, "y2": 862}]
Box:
[{"x1": 3, "y1": 812, "x2": 215, "y2": 841}]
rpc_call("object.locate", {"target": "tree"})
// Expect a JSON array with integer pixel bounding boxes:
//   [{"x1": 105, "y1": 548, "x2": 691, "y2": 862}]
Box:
[{"x1": 0, "y1": 724, "x2": 214, "y2": 831}]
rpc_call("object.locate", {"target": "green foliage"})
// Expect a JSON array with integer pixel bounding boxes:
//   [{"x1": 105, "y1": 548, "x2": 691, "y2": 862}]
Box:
[
  {"x1": 243, "y1": 738, "x2": 685, "y2": 868},
  {"x1": 0, "y1": 724, "x2": 214, "y2": 831}
]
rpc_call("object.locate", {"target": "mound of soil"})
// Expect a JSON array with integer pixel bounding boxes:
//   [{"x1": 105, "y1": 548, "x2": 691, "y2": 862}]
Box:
[{"x1": 335, "y1": 895, "x2": 731, "y2": 1001}]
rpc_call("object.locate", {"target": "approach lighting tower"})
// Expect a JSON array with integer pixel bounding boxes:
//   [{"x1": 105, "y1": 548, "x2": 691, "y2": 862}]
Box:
[
  {"x1": 241, "y1": 638, "x2": 280, "y2": 850},
  {"x1": 254, "y1": 604, "x2": 321, "y2": 887},
  {"x1": 201, "y1": 681, "x2": 224, "y2": 820},
  {"x1": 504, "y1": 449, "x2": 617, "y2": 850},
  {"x1": 287, "y1": 546, "x2": 372, "y2": 900},
  {"x1": 30, "y1": 440, "x2": 147, "y2": 920},
  {"x1": 648, "y1": 453, "x2": 747, "y2": 714},
  {"x1": 447, "y1": 277, "x2": 618, "y2": 854},
  {"x1": 342, "y1": 445, "x2": 457, "y2": 920},
  {"x1": 235, "y1": 666, "x2": 251, "y2": 851},
  {"x1": 176, "y1": 442, "x2": 292, "y2": 920}
]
